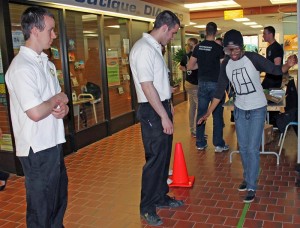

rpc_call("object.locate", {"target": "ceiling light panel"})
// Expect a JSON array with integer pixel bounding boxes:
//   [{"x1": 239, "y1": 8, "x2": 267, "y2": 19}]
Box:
[
  {"x1": 250, "y1": 25, "x2": 263, "y2": 28},
  {"x1": 270, "y1": 0, "x2": 297, "y2": 4},
  {"x1": 194, "y1": 25, "x2": 206, "y2": 28},
  {"x1": 184, "y1": 0, "x2": 240, "y2": 11},
  {"x1": 233, "y1": 18, "x2": 250, "y2": 22},
  {"x1": 243, "y1": 22, "x2": 257, "y2": 25}
]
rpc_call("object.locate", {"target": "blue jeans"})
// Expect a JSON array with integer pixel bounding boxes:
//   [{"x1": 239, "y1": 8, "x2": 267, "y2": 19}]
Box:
[
  {"x1": 196, "y1": 82, "x2": 225, "y2": 148},
  {"x1": 137, "y1": 100, "x2": 173, "y2": 214},
  {"x1": 234, "y1": 106, "x2": 267, "y2": 191}
]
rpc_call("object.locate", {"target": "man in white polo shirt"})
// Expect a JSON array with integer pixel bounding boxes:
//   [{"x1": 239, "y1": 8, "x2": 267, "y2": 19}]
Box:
[
  {"x1": 5, "y1": 6, "x2": 69, "y2": 227},
  {"x1": 129, "y1": 10, "x2": 183, "y2": 226}
]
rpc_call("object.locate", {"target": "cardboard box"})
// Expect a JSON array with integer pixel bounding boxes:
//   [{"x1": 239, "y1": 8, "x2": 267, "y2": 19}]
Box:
[{"x1": 264, "y1": 124, "x2": 273, "y2": 145}]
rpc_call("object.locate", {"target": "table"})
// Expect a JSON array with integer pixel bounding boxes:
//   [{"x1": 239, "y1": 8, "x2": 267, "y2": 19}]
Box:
[
  {"x1": 224, "y1": 97, "x2": 285, "y2": 165},
  {"x1": 73, "y1": 94, "x2": 98, "y2": 130}
]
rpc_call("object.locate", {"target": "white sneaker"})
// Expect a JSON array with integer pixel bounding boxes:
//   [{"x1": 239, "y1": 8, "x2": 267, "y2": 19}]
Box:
[
  {"x1": 167, "y1": 178, "x2": 173, "y2": 184},
  {"x1": 197, "y1": 144, "x2": 208, "y2": 150},
  {"x1": 215, "y1": 145, "x2": 229, "y2": 152}
]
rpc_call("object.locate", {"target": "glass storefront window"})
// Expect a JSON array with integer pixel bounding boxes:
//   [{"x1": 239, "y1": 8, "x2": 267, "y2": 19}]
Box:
[
  {"x1": 0, "y1": 46, "x2": 13, "y2": 152},
  {"x1": 65, "y1": 11, "x2": 105, "y2": 131},
  {"x1": 104, "y1": 16, "x2": 132, "y2": 118},
  {"x1": 131, "y1": 20, "x2": 149, "y2": 45}
]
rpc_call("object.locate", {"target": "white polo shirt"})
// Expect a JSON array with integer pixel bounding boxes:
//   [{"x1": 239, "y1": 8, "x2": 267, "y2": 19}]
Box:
[
  {"x1": 5, "y1": 46, "x2": 66, "y2": 157},
  {"x1": 129, "y1": 33, "x2": 171, "y2": 103}
]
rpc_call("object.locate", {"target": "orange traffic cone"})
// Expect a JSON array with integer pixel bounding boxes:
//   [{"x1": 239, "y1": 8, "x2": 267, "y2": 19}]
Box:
[{"x1": 169, "y1": 142, "x2": 195, "y2": 187}]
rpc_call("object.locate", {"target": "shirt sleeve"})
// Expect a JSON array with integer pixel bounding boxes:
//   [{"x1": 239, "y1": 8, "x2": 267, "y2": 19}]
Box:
[
  {"x1": 214, "y1": 57, "x2": 229, "y2": 99},
  {"x1": 192, "y1": 44, "x2": 199, "y2": 59},
  {"x1": 245, "y1": 52, "x2": 282, "y2": 75},
  {"x1": 134, "y1": 46, "x2": 155, "y2": 83},
  {"x1": 273, "y1": 43, "x2": 284, "y2": 60},
  {"x1": 10, "y1": 67, "x2": 43, "y2": 112}
]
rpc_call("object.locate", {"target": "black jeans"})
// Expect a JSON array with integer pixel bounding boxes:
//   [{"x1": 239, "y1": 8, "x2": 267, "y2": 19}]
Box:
[
  {"x1": 19, "y1": 145, "x2": 68, "y2": 228},
  {"x1": 137, "y1": 100, "x2": 173, "y2": 214}
]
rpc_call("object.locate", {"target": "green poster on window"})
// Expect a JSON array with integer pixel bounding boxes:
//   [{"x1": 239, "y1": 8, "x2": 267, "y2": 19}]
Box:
[{"x1": 106, "y1": 50, "x2": 120, "y2": 86}]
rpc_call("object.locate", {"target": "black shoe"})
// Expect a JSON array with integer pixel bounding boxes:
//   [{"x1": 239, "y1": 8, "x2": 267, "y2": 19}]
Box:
[
  {"x1": 156, "y1": 195, "x2": 184, "y2": 208},
  {"x1": 243, "y1": 190, "x2": 256, "y2": 203},
  {"x1": 238, "y1": 181, "x2": 247, "y2": 192},
  {"x1": 140, "y1": 212, "x2": 163, "y2": 226}
]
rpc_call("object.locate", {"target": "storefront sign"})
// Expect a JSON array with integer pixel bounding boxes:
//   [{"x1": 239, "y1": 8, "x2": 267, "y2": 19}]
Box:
[
  {"x1": 224, "y1": 9, "x2": 243, "y2": 20},
  {"x1": 32, "y1": 0, "x2": 189, "y2": 24}
]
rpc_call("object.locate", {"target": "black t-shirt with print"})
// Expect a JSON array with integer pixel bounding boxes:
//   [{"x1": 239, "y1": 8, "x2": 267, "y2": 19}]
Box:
[{"x1": 192, "y1": 40, "x2": 224, "y2": 82}]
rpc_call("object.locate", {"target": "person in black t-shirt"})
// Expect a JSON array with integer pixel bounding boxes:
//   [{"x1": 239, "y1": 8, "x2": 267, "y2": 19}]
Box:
[
  {"x1": 261, "y1": 26, "x2": 284, "y2": 126},
  {"x1": 261, "y1": 26, "x2": 284, "y2": 89},
  {"x1": 179, "y1": 37, "x2": 199, "y2": 137},
  {"x1": 187, "y1": 22, "x2": 228, "y2": 152}
]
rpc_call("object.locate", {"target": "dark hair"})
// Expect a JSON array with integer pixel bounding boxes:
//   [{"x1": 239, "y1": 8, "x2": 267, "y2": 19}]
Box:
[
  {"x1": 21, "y1": 6, "x2": 54, "y2": 41},
  {"x1": 206, "y1": 22, "x2": 217, "y2": 36},
  {"x1": 264, "y1": 26, "x2": 275, "y2": 37},
  {"x1": 153, "y1": 10, "x2": 180, "y2": 30}
]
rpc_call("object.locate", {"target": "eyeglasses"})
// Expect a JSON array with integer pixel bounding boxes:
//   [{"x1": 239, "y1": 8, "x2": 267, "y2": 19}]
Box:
[{"x1": 224, "y1": 47, "x2": 241, "y2": 55}]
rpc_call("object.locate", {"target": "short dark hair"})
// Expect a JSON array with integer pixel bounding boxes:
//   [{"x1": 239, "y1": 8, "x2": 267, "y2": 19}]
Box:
[
  {"x1": 21, "y1": 6, "x2": 54, "y2": 41},
  {"x1": 206, "y1": 22, "x2": 217, "y2": 36},
  {"x1": 153, "y1": 10, "x2": 180, "y2": 30},
  {"x1": 264, "y1": 26, "x2": 275, "y2": 37}
]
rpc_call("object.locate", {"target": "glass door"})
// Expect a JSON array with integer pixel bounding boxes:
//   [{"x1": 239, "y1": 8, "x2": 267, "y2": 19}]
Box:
[{"x1": 65, "y1": 11, "x2": 105, "y2": 132}]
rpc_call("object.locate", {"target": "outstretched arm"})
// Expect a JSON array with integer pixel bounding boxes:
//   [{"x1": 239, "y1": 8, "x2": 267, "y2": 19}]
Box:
[{"x1": 197, "y1": 98, "x2": 221, "y2": 125}]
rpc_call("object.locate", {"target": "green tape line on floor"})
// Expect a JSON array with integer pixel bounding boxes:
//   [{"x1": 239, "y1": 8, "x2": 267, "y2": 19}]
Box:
[
  {"x1": 236, "y1": 168, "x2": 262, "y2": 228},
  {"x1": 237, "y1": 203, "x2": 250, "y2": 228}
]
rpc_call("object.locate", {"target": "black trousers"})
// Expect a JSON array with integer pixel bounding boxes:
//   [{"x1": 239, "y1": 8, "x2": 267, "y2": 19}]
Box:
[
  {"x1": 19, "y1": 145, "x2": 68, "y2": 228},
  {"x1": 137, "y1": 100, "x2": 173, "y2": 214},
  {"x1": 0, "y1": 171, "x2": 9, "y2": 180}
]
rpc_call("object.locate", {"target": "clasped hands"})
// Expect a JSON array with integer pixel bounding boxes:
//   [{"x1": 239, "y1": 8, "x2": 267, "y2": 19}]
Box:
[{"x1": 52, "y1": 92, "x2": 69, "y2": 119}]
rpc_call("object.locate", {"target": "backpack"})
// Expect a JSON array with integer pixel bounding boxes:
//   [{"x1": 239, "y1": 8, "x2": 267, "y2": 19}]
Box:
[
  {"x1": 85, "y1": 82, "x2": 101, "y2": 100},
  {"x1": 275, "y1": 108, "x2": 297, "y2": 134}
]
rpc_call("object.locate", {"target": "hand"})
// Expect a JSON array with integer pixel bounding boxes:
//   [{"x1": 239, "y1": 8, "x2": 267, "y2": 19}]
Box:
[
  {"x1": 197, "y1": 112, "x2": 210, "y2": 125},
  {"x1": 286, "y1": 54, "x2": 298, "y2": 67},
  {"x1": 52, "y1": 102, "x2": 69, "y2": 119},
  {"x1": 161, "y1": 116, "x2": 173, "y2": 135}
]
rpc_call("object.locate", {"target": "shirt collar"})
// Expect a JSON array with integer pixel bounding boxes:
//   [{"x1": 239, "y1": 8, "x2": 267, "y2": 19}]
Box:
[
  {"x1": 142, "y1": 33, "x2": 162, "y2": 53},
  {"x1": 19, "y1": 46, "x2": 49, "y2": 62}
]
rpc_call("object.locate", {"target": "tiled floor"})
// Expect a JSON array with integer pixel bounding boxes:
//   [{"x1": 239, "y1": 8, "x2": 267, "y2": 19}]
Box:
[{"x1": 0, "y1": 101, "x2": 299, "y2": 228}]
